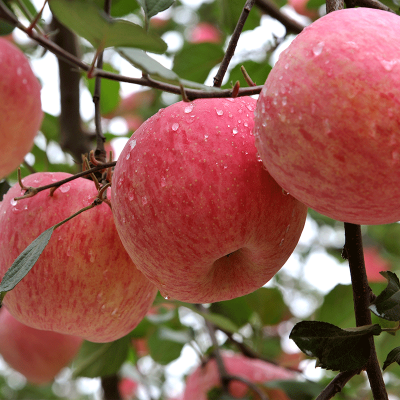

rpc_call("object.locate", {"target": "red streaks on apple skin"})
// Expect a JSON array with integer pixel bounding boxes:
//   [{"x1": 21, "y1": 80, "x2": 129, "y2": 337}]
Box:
[
  {"x1": 111, "y1": 97, "x2": 307, "y2": 304},
  {"x1": 0, "y1": 172, "x2": 158, "y2": 343},
  {"x1": 254, "y1": 8, "x2": 400, "y2": 225}
]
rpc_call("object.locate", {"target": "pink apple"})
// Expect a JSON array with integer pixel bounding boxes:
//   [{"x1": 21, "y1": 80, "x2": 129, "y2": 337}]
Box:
[
  {"x1": 0, "y1": 307, "x2": 82, "y2": 384},
  {"x1": 288, "y1": 0, "x2": 318, "y2": 19},
  {"x1": 111, "y1": 97, "x2": 307, "y2": 303},
  {"x1": 0, "y1": 172, "x2": 158, "y2": 343},
  {"x1": 188, "y1": 23, "x2": 222, "y2": 44},
  {"x1": 364, "y1": 247, "x2": 390, "y2": 283},
  {"x1": 182, "y1": 352, "x2": 295, "y2": 400},
  {"x1": 254, "y1": 8, "x2": 400, "y2": 225},
  {"x1": 0, "y1": 38, "x2": 43, "y2": 179}
]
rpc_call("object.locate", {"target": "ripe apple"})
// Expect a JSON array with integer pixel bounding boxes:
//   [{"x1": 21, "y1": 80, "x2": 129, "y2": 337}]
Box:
[
  {"x1": 0, "y1": 172, "x2": 158, "y2": 343},
  {"x1": 364, "y1": 247, "x2": 390, "y2": 283},
  {"x1": 182, "y1": 352, "x2": 295, "y2": 400},
  {"x1": 0, "y1": 38, "x2": 43, "y2": 179},
  {"x1": 111, "y1": 97, "x2": 307, "y2": 303},
  {"x1": 254, "y1": 8, "x2": 400, "y2": 225},
  {"x1": 0, "y1": 307, "x2": 82, "y2": 385},
  {"x1": 188, "y1": 23, "x2": 222, "y2": 44},
  {"x1": 287, "y1": 0, "x2": 318, "y2": 19}
]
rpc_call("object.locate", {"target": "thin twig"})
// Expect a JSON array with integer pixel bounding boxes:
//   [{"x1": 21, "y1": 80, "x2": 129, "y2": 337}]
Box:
[
  {"x1": 343, "y1": 223, "x2": 388, "y2": 400},
  {"x1": 315, "y1": 370, "x2": 359, "y2": 400},
  {"x1": 213, "y1": 0, "x2": 256, "y2": 88},
  {"x1": 326, "y1": 0, "x2": 344, "y2": 14}
]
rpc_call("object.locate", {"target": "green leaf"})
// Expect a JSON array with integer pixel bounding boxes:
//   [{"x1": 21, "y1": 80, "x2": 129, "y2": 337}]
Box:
[
  {"x1": 218, "y1": 0, "x2": 261, "y2": 33},
  {"x1": 49, "y1": 0, "x2": 167, "y2": 53},
  {"x1": 85, "y1": 63, "x2": 120, "y2": 115},
  {"x1": 383, "y1": 346, "x2": 400, "y2": 370},
  {"x1": 290, "y1": 321, "x2": 382, "y2": 372},
  {"x1": 72, "y1": 336, "x2": 131, "y2": 378},
  {"x1": 370, "y1": 271, "x2": 400, "y2": 321},
  {"x1": 0, "y1": 227, "x2": 54, "y2": 302},
  {"x1": 0, "y1": 180, "x2": 10, "y2": 201},
  {"x1": 173, "y1": 43, "x2": 224, "y2": 83},
  {"x1": 264, "y1": 380, "x2": 324, "y2": 400},
  {"x1": 147, "y1": 326, "x2": 190, "y2": 364},
  {"x1": 210, "y1": 296, "x2": 253, "y2": 328},
  {"x1": 138, "y1": 0, "x2": 175, "y2": 20},
  {"x1": 40, "y1": 113, "x2": 60, "y2": 143},
  {"x1": 225, "y1": 61, "x2": 271, "y2": 89},
  {"x1": 93, "y1": 0, "x2": 140, "y2": 17},
  {"x1": 118, "y1": 48, "x2": 180, "y2": 82},
  {"x1": 0, "y1": 19, "x2": 14, "y2": 35}
]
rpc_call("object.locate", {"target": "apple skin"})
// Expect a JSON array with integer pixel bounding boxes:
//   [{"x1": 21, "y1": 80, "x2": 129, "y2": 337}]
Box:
[
  {"x1": 254, "y1": 8, "x2": 400, "y2": 225},
  {"x1": 189, "y1": 23, "x2": 222, "y2": 44},
  {"x1": 364, "y1": 247, "x2": 390, "y2": 283},
  {"x1": 111, "y1": 97, "x2": 307, "y2": 303},
  {"x1": 0, "y1": 307, "x2": 82, "y2": 385},
  {"x1": 0, "y1": 172, "x2": 158, "y2": 343},
  {"x1": 288, "y1": 0, "x2": 318, "y2": 19},
  {"x1": 0, "y1": 38, "x2": 43, "y2": 179},
  {"x1": 182, "y1": 352, "x2": 295, "y2": 400}
]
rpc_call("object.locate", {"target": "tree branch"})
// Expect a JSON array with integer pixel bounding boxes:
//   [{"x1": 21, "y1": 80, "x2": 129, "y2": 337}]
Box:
[
  {"x1": 343, "y1": 223, "x2": 388, "y2": 400},
  {"x1": 213, "y1": 0, "x2": 256, "y2": 88}
]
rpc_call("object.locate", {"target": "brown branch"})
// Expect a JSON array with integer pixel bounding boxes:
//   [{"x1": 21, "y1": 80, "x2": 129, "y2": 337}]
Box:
[
  {"x1": 50, "y1": 17, "x2": 92, "y2": 163},
  {"x1": 351, "y1": 0, "x2": 395, "y2": 11},
  {"x1": 315, "y1": 370, "x2": 359, "y2": 400},
  {"x1": 343, "y1": 223, "x2": 388, "y2": 400},
  {"x1": 326, "y1": 0, "x2": 344, "y2": 13},
  {"x1": 254, "y1": 0, "x2": 304, "y2": 34},
  {"x1": 213, "y1": 0, "x2": 256, "y2": 88}
]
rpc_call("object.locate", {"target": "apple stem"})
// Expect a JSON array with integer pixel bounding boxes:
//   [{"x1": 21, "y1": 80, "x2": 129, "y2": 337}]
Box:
[
  {"x1": 343, "y1": 223, "x2": 388, "y2": 400},
  {"x1": 213, "y1": 0, "x2": 256, "y2": 88}
]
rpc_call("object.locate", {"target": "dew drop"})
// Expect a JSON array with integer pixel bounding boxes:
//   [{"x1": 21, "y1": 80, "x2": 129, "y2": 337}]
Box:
[
  {"x1": 282, "y1": 189, "x2": 290, "y2": 196},
  {"x1": 129, "y1": 139, "x2": 137, "y2": 150},
  {"x1": 142, "y1": 196, "x2": 148, "y2": 205},
  {"x1": 125, "y1": 153, "x2": 130, "y2": 160},
  {"x1": 160, "y1": 177, "x2": 166, "y2": 187},
  {"x1": 381, "y1": 59, "x2": 397, "y2": 71},
  {"x1": 10, "y1": 198, "x2": 17, "y2": 206},
  {"x1": 216, "y1": 109, "x2": 224, "y2": 116},
  {"x1": 184, "y1": 104, "x2": 194, "y2": 113},
  {"x1": 312, "y1": 41, "x2": 324, "y2": 56},
  {"x1": 128, "y1": 192, "x2": 134, "y2": 201},
  {"x1": 60, "y1": 184, "x2": 70, "y2": 193},
  {"x1": 232, "y1": 128, "x2": 238, "y2": 135},
  {"x1": 172, "y1": 123, "x2": 179, "y2": 131}
]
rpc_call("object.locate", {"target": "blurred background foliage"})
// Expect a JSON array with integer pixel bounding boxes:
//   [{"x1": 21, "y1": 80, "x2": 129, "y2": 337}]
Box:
[{"x1": 1, "y1": 0, "x2": 400, "y2": 399}]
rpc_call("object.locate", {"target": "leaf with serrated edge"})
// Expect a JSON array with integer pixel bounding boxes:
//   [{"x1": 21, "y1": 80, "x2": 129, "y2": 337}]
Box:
[
  {"x1": 0, "y1": 226, "x2": 54, "y2": 298},
  {"x1": 290, "y1": 321, "x2": 382, "y2": 372},
  {"x1": 138, "y1": 0, "x2": 175, "y2": 20},
  {"x1": 383, "y1": 346, "x2": 400, "y2": 370},
  {"x1": 49, "y1": 0, "x2": 167, "y2": 53},
  {"x1": 370, "y1": 271, "x2": 400, "y2": 321}
]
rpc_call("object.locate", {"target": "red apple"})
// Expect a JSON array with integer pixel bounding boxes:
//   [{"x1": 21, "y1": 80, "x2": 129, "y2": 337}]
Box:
[
  {"x1": 119, "y1": 377, "x2": 138, "y2": 399},
  {"x1": 364, "y1": 247, "x2": 390, "y2": 283},
  {"x1": 111, "y1": 97, "x2": 307, "y2": 303},
  {"x1": 182, "y1": 352, "x2": 295, "y2": 400},
  {"x1": 288, "y1": 0, "x2": 318, "y2": 19},
  {"x1": 254, "y1": 8, "x2": 400, "y2": 225},
  {"x1": 188, "y1": 23, "x2": 222, "y2": 44},
  {"x1": 0, "y1": 38, "x2": 43, "y2": 178},
  {"x1": 0, "y1": 172, "x2": 158, "y2": 343},
  {"x1": 0, "y1": 307, "x2": 82, "y2": 385}
]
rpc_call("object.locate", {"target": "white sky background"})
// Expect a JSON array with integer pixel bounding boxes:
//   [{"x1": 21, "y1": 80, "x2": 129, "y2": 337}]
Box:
[{"x1": 7, "y1": 0, "x2": 359, "y2": 397}]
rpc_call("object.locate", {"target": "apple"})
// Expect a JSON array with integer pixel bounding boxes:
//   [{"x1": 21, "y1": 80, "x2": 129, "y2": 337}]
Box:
[
  {"x1": 111, "y1": 97, "x2": 307, "y2": 303},
  {"x1": 182, "y1": 352, "x2": 295, "y2": 400},
  {"x1": 0, "y1": 172, "x2": 158, "y2": 343},
  {"x1": 188, "y1": 23, "x2": 222, "y2": 44},
  {"x1": 0, "y1": 307, "x2": 82, "y2": 385},
  {"x1": 0, "y1": 38, "x2": 43, "y2": 179},
  {"x1": 118, "y1": 377, "x2": 138, "y2": 399},
  {"x1": 287, "y1": 0, "x2": 318, "y2": 19},
  {"x1": 254, "y1": 8, "x2": 400, "y2": 225},
  {"x1": 364, "y1": 247, "x2": 390, "y2": 283}
]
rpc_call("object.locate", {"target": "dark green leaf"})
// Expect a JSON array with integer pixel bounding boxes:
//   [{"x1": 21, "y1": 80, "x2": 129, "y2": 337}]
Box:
[
  {"x1": 370, "y1": 271, "x2": 400, "y2": 321},
  {"x1": 0, "y1": 227, "x2": 54, "y2": 301},
  {"x1": 290, "y1": 321, "x2": 382, "y2": 372},
  {"x1": 40, "y1": 113, "x2": 60, "y2": 143},
  {"x1": 49, "y1": 0, "x2": 167, "y2": 53},
  {"x1": 210, "y1": 296, "x2": 253, "y2": 328},
  {"x1": 383, "y1": 346, "x2": 400, "y2": 370},
  {"x1": 173, "y1": 43, "x2": 224, "y2": 83},
  {"x1": 72, "y1": 336, "x2": 131, "y2": 378},
  {"x1": 138, "y1": 0, "x2": 175, "y2": 20},
  {"x1": 85, "y1": 63, "x2": 120, "y2": 115},
  {"x1": 219, "y1": 0, "x2": 261, "y2": 33},
  {"x1": 93, "y1": 0, "x2": 140, "y2": 17},
  {"x1": 0, "y1": 19, "x2": 14, "y2": 35},
  {"x1": 0, "y1": 180, "x2": 10, "y2": 201}
]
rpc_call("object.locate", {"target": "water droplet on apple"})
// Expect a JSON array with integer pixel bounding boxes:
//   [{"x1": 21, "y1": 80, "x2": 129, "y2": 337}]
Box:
[
  {"x1": 60, "y1": 184, "x2": 70, "y2": 193},
  {"x1": 279, "y1": 238, "x2": 285, "y2": 246},
  {"x1": 97, "y1": 292, "x2": 103, "y2": 302},
  {"x1": 172, "y1": 123, "x2": 179, "y2": 131},
  {"x1": 117, "y1": 177, "x2": 124, "y2": 188},
  {"x1": 216, "y1": 109, "x2": 223, "y2": 116},
  {"x1": 142, "y1": 196, "x2": 148, "y2": 205},
  {"x1": 232, "y1": 128, "x2": 238, "y2": 135},
  {"x1": 125, "y1": 153, "x2": 130, "y2": 160},
  {"x1": 10, "y1": 198, "x2": 17, "y2": 206},
  {"x1": 101, "y1": 305, "x2": 106, "y2": 312},
  {"x1": 160, "y1": 177, "x2": 167, "y2": 187},
  {"x1": 184, "y1": 104, "x2": 194, "y2": 113},
  {"x1": 128, "y1": 192, "x2": 134, "y2": 201},
  {"x1": 282, "y1": 189, "x2": 290, "y2": 196},
  {"x1": 312, "y1": 41, "x2": 324, "y2": 56},
  {"x1": 111, "y1": 308, "x2": 118, "y2": 316},
  {"x1": 278, "y1": 113, "x2": 286, "y2": 122},
  {"x1": 380, "y1": 59, "x2": 397, "y2": 71},
  {"x1": 282, "y1": 97, "x2": 287, "y2": 106},
  {"x1": 129, "y1": 139, "x2": 137, "y2": 150}
]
